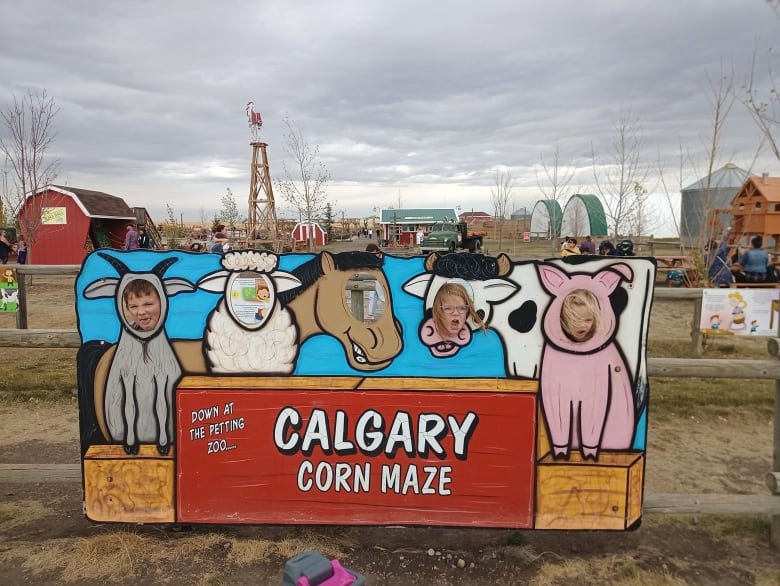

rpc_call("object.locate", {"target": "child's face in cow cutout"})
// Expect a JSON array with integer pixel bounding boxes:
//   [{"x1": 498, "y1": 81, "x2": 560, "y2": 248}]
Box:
[
  {"x1": 560, "y1": 290, "x2": 599, "y2": 343},
  {"x1": 124, "y1": 284, "x2": 161, "y2": 332},
  {"x1": 435, "y1": 291, "x2": 470, "y2": 338}
]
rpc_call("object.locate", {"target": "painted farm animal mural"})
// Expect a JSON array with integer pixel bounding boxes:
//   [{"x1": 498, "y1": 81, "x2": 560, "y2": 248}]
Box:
[
  {"x1": 197, "y1": 250, "x2": 302, "y2": 374},
  {"x1": 402, "y1": 252, "x2": 522, "y2": 358},
  {"x1": 536, "y1": 262, "x2": 637, "y2": 460},
  {"x1": 0, "y1": 287, "x2": 18, "y2": 310},
  {"x1": 278, "y1": 250, "x2": 403, "y2": 371},
  {"x1": 83, "y1": 253, "x2": 196, "y2": 455}
]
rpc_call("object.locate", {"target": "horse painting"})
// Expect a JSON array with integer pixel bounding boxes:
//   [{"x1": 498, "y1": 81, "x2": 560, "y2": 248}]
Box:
[{"x1": 279, "y1": 251, "x2": 404, "y2": 371}]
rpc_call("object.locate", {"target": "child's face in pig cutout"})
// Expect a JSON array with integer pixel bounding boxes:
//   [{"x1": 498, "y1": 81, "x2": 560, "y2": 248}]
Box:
[{"x1": 537, "y1": 263, "x2": 633, "y2": 353}]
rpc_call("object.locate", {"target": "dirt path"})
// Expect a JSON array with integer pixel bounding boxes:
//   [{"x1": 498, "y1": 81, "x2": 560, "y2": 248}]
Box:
[{"x1": 1, "y1": 399, "x2": 778, "y2": 584}]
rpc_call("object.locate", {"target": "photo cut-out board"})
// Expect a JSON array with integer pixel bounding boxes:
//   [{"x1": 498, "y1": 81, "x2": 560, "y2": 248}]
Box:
[{"x1": 76, "y1": 249, "x2": 655, "y2": 530}]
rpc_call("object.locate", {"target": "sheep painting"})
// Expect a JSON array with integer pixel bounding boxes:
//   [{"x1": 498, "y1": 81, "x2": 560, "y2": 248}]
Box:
[
  {"x1": 83, "y1": 253, "x2": 196, "y2": 455},
  {"x1": 198, "y1": 250, "x2": 302, "y2": 374}
]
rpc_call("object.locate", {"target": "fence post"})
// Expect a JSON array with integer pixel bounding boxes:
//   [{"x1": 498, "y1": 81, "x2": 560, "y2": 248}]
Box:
[
  {"x1": 769, "y1": 340, "x2": 780, "y2": 550},
  {"x1": 772, "y1": 378, "x2": 780, "y2": 549},
  {"x1": 15, "y1": 271, "x2": 28, "y2": 330},
  {"x1": 345, "y1": 273, "x2": 377, "y2": 322},
  {"x1": 690, "y1": 295, "x2": 703, "y2": 356}
]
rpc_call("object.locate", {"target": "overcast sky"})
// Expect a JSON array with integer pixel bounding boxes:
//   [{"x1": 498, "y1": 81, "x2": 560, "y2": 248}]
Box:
[{"x1": 1, "y1": 0, "x2": 779, "y2": 235}]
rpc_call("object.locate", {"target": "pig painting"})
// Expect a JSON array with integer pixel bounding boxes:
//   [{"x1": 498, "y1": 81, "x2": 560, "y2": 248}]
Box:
[{"x1": 536, "y1": 262, "x2": 636, "y2": 460}]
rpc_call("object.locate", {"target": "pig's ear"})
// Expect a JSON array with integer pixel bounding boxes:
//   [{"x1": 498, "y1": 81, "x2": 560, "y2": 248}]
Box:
[
  {"x1": 595, "y1": 263, "x2": 634, "y2": 293},
  {"x1": 537, "y1": 264, "x2": 567, "y2": 293}
]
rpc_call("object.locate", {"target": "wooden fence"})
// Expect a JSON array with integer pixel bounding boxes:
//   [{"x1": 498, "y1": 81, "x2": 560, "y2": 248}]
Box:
[{"x1": 0, "y1": 266, "x2": 778, "y2": 547}]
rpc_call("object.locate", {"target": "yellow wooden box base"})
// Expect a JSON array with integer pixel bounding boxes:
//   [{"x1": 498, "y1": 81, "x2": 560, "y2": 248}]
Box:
[
  {"x1": 535, "y1": 452, "x2": 644, "y2": 530},
  {"x1": 83, "y1": 445, "x2": 175, "y2": 523}
]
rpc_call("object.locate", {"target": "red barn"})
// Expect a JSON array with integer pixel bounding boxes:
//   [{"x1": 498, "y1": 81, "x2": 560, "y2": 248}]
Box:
[
  {"x1": 20, "y1": 186, "x2": 138, "y2": 265},
  {"x1": 291, "y1": 221, "x2": 328, "y2": 247}
]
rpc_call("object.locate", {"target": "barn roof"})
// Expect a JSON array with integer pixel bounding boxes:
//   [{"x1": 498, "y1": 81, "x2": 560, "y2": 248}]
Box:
[
  {"x1": 378, "y1": 208, "x2": 458, "y2": 224},
  {"x1": 33, "y1": 185, "x2": 136, "y2": 220}
]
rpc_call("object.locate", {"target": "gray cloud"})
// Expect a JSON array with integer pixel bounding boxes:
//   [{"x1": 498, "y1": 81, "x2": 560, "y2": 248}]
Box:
[{"x1": 1, "y1": 0, "x2": 778, "y2": 229}]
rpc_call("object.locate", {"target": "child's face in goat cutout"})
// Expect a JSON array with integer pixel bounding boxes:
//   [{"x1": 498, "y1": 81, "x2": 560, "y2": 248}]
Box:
[{"x1": 125, "y1": 290, "x2": 161, "y2": 331}]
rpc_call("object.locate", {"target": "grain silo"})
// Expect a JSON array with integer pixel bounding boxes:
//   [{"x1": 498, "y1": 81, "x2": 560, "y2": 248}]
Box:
[{"x1": 679, "y1": 163, "x2": 752, "y2": 246}]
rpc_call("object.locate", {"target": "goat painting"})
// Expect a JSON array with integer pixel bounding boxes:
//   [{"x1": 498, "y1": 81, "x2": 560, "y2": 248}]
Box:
[{"x1": 83, "y1": 253, "x2": 196, "y2": 454}]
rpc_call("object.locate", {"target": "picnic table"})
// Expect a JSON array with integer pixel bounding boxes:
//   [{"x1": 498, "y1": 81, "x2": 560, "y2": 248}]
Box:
[{"x1": 655, "y1": 255, "x2": 697, "y2": 287}]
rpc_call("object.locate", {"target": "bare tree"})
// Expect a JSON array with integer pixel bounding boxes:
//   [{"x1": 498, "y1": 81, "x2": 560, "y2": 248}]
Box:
[
  {"x1": 744, "y1": 46, "x2": 780, "y2": 162},
  {"x1": 591, "y1": 109, "x2": 649, "y2": 238},
  {"x1": 490, "y1": 167, "x2": 514, "y2": 252},
  {"x1": 536, "y1": 142, "x2": 576, "y2": 254},
  {"x1": 0, "y1": 90, "x2": 60, "y2": 262},
  {"x1": 274, "y1": 117, "x2": 330, "y2": 252}
]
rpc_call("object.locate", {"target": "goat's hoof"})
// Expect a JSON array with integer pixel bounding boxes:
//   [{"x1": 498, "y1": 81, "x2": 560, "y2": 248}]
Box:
[
  {"x1": 123, "y1": 443, "x2": 139, "y2": 455},
  {"x1": 157, "y1": 444, "x2": 170, "y2": 456}
]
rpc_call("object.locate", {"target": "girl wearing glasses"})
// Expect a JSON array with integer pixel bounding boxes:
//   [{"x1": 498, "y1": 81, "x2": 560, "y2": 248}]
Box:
[{"x1": 431, "y1": 282, "x2": 485, "y2": 340}]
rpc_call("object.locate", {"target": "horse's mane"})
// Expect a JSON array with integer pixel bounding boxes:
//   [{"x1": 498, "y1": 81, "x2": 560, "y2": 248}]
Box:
[{"x1": 279, "y1": 251, "x2": 385, "y2": 304}]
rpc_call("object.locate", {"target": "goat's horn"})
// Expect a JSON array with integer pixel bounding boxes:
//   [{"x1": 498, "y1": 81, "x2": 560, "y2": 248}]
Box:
[
  {"x1": 97, "y1": 252, "x2": 130, "y2": 276},
  {"x1": 151, "y1": 257, "x2": 178, "y2": 278}
]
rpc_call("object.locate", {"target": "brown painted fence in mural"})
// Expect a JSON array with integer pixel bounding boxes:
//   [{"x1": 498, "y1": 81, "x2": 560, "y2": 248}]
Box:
[{"x1": 0, "y1": 266, "x2": 778, "y2": 547}]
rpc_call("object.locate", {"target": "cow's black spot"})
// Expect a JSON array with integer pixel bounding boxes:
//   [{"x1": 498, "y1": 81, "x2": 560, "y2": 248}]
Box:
[{"x1": 508, "y1": 300, "x2": 537, "y2": 333}]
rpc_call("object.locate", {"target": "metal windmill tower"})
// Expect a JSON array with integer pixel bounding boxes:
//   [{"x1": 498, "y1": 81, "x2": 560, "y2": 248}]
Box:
[{"x1": 245, "y1": 102, "x2": 280, "y2": 250}]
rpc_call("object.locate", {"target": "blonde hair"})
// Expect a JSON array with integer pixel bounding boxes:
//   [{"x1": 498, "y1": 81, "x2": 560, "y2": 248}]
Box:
[
  {"x1": 560, "y1": 289, "x2": 600, "y2": 342},
  {"x1": 432, "y1": 282, "x2": 485, "y2": 337}
]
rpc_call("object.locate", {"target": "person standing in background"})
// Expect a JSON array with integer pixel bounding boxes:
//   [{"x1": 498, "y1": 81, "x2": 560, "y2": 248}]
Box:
[
  {"x1": 15, "y1": 235, "x2": 26, "y2": 264},
  {"x1": 0, "y1": 231, "x2": 11, "y2": 264},
  {"x1": 124, "y1": 225, "x2": 139, "y2": 250},
  {"x1": 705, "y1": 239, "x2": 732, "y2": 287},
  {"x1": 561, "y1": 238, "x2": 581, "y2": 257},
  {"x1": 137, "y1": 227, "x2": 152, "y2": 249},
  {"x1": 579, "y1": 235, "x2": 596, "y2": 255},
  {"x1": 210, "y1": 224, "x2": 229, "y2": 253},
  {"x1": 739, "y1": 235, "x2": 769, "y2": 282}
]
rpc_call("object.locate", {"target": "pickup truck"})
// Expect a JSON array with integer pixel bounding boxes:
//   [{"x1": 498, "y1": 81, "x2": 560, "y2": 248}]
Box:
[{"x1": 419, "y1": 222, "x2": 486, "y2": 254}]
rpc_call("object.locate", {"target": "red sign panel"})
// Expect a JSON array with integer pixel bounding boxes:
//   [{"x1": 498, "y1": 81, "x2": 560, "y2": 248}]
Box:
[{"x1": 177, "y1": 388, "x2": 537, "y2": 527}]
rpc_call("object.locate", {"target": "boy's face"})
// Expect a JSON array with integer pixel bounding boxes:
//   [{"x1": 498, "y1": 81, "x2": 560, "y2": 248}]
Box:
[{"x1": 125, "y1": 290, "x2": 161, "y2": 331}]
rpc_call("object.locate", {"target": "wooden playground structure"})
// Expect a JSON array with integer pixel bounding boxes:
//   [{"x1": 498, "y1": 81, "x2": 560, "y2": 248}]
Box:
[{"x1": 708, "y1": 174, "x2": 780, "y2": 256}]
